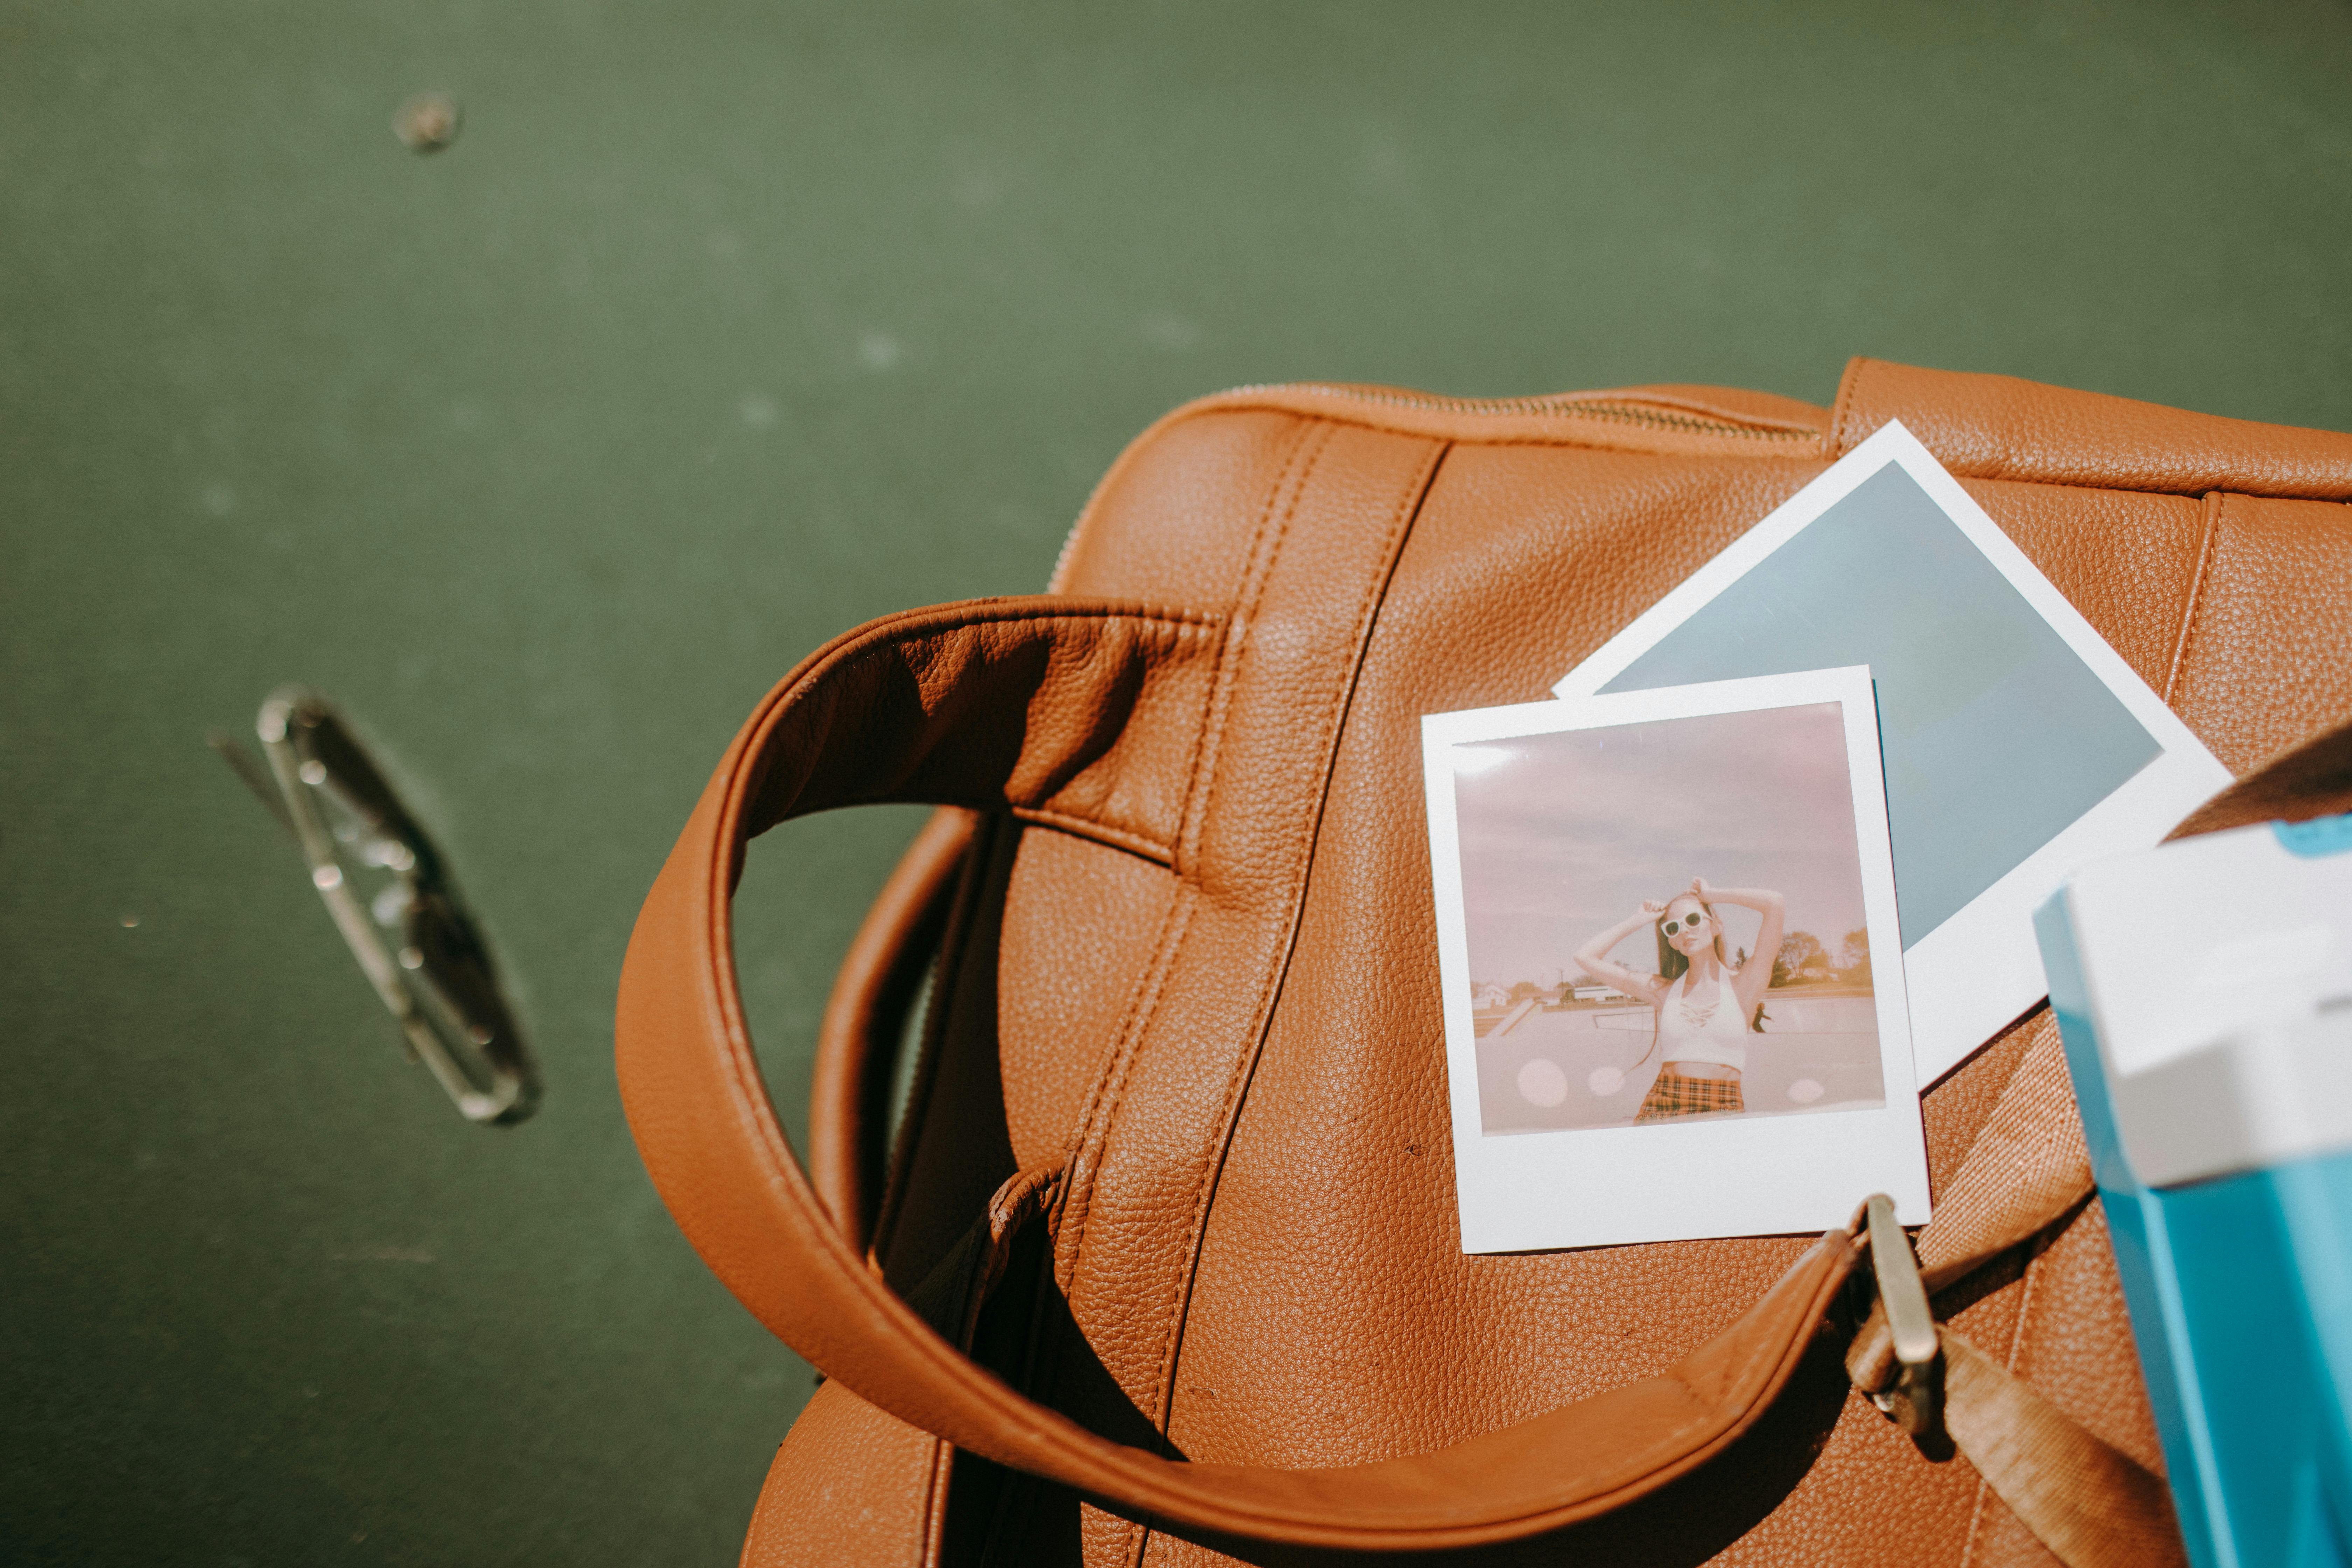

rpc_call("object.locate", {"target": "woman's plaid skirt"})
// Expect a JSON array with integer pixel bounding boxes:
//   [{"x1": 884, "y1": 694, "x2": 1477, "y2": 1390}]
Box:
[{"x1": 1636, "y1": 1069, "x2": 1745, "y2": 1121}]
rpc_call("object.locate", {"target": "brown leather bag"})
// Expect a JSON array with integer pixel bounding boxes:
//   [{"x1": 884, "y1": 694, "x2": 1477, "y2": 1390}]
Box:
[{"x1": 616, "y1": 359, "x2": 2352, "y2": 1567}]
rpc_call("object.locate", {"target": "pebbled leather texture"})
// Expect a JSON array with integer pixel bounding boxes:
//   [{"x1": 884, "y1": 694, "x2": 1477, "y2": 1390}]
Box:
[
  {"x1": 2168, "y1": 493, "x2": 2352, "y2": 772},
  {"x1": 739, "y1": 1381, "x2": 945, "y2": 1568},
  {"x1": 1830, "y1": 357, "x2": 2352, "y2": 499},
  {"x1": 631, "y1": 359, "x2": 2352, "y2": 1566}
]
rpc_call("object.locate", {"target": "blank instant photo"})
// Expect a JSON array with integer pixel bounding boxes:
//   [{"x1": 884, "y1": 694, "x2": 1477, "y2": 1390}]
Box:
[
  {"x1": 1553, "y1": 422, "x2": 2230, "y2": 1084},
  {"x1": 1424, "y1": 666, "x2": 1930, "y2": 1254}
]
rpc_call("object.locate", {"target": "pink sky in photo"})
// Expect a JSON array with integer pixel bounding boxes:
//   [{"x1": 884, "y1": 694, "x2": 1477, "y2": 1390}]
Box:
[{"x1": 1451, "y1": 702, "x2": 1871, "y2": 988}]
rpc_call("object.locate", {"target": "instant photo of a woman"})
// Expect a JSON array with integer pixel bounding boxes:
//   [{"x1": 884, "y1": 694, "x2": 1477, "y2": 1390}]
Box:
[
  {"x1": 1433, "y1": 680, "x2": 1921, "y2": 1247},
  {"x1": 1572, "y1": 877, "x2": 1786, "y2": 1121}
]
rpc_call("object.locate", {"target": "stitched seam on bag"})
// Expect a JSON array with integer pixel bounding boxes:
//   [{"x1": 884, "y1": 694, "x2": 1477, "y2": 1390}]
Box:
[
  {"x1": 1178, "y1": 401, "x2": 1822, "y2": 459},
  {"x1": 1173, "y1": 418, "x2": 1320, "y2": 863},
  {"x1": 1006, "y1": 806, "x2": 1176, "y2": 865},
  {"x1": 1957, "y1": 1246, "x2": 2049, "y2": 1568},
  {"x1": 1053, "y1": 420, "x2": 1324, "y2": 1242},
  {"x1": 1126, "y1": 447, "x2": 1436, "y2": 1535},
  {"x1": 1036, "y1": 427, "x2": 1324, "y2": 1483},
  {"x1": 2162, "y1": 492, "x2": 2224, "y2": 708},
  {"x1": 1048, "y1": 423, "x2": 1321, "y2": 1284},
  {"x1": 1052, "y1": 882, "x2": 1198, "y2": 1295},
  {"x1": 1004, "y1": 607, "x2": 1231, "y2": 862},
  {"x1": 1942, "y1": 1014, "x2": 2057, "y2": 1568},
  {"x1": 1171, "y1": 415, "x2": 1336, "y2": 908},
  {"x1": 918, "y1": 1434, "x2": 954, "y2": 1568},
  {"x1": 1057, "y1": 880, "x2": 1182, "y2": 1176},
  {"x1": 1927, "y1": 1012, "x2": 2079, "y2": 1568},
  {"x1": 1144, "y1": 436, "x2": 1451, "y2": 1441},
  {"x1": 1830, "y1": 357, "x2": 1874, "y2": 456},
  {"x1": 1174, "y1": 418, "x2": 1334, "y2": 874},
  {"x1": 1195, "y1": 379, "x2": 2352, "y2": 500},
  {"x1": 1958, "y1": 1450, "x2": 1994, "y2": 1568},
  {"x1": 1048, "y1": 429, "x2": 1329, "y2": 1568},
  {"x1": 1416, "y1": 435, "x2": 1817, "y2": 459},
  {"x1": 1173, "y1": 419, "x2": 1331, "y2": 876},
  {"x1": 1054, "y1": 424, "x2": 1328, "y2": 1568},
  {"x1": 1050, "y1": 405, "x2": 1310, "y2": 594},
  {"x1": 998, "y1": 609, "x2": 1227, "y2": 859},
  {"x1": 1077, "y1": 602, "x2": 1242, "y2": 865}
]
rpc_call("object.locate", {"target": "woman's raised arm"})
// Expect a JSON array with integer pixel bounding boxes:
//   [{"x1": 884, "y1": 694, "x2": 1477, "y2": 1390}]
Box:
[
  {"x1": 1692, "y1": 877, "x2": 1785, "y2": 1014},
  {"x1": 1573, "y1": 903, "x2": 1666, "y2": 1005}
]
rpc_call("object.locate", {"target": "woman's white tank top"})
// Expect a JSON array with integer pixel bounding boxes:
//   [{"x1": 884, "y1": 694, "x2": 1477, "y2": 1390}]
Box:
[{"x1": 1656, "y1": 972, "x2": 1750, "y2": 1071}]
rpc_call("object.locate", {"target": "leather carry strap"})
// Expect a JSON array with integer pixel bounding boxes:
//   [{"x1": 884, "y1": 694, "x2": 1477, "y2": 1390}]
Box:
[
  {"x1": 1940, "y1": 1328, "x2": 2185, "y2": 1568},
  {"x1": 808, "y1": 805, "x2": 976, "y2": 1250},
  {"x1": 1848, "y1": 1022, "x2": 2186, "y2": 1568},
  {"x1": 616, "y1": 594, "x2": 1862, "y2": 1552}
]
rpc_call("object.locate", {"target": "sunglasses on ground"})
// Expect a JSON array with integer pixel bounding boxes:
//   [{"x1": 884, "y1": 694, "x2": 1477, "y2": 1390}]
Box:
[{"x1": 212, "y1": 688, "x2": 539, "y2": 1125}]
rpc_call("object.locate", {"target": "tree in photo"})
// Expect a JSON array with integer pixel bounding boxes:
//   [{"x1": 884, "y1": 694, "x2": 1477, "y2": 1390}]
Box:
[
  {"x1": 1772, "y1": 930, "x2": 1827, "y2": 987},
  {"x1": 1839, "y1": 927, "x2": 1871, "y2": 986}
]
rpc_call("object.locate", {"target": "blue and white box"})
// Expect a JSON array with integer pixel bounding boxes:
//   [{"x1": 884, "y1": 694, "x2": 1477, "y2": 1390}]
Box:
[{"x1": 2036, "y1": 812, "x2": 2352, "y2": 1568}]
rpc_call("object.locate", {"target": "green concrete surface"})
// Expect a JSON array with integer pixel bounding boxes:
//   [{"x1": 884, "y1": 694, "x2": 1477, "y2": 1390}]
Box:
[{"x1": 4, "y1": 2, "x2": 2348, "y2": 1562}]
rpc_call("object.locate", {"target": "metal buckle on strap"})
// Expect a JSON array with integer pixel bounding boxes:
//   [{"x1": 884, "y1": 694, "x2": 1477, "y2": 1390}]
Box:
[{"x1": 1864, "y1": 1193, "x2": 1943, "y2": 1437}]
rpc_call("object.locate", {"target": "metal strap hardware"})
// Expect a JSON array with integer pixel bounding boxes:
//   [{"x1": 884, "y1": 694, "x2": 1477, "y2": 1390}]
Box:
[{"x1": 1863, "y1": 1192, "x2": 1942, "y2": 1437}]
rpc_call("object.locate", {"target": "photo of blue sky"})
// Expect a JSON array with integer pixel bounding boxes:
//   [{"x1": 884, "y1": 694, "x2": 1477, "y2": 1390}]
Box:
[{"x1": 1597, "y1": 464, "x2": 2160, "y2": 945}]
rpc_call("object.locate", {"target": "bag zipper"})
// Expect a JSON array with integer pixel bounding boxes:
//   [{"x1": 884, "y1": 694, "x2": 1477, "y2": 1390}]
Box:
[
  {"x1": 1049, "y1": 380, "x2": 1815, "y2": 587},
  {"x1": 1218, "y1": 380, "x2": 1820, "y2": 444}
]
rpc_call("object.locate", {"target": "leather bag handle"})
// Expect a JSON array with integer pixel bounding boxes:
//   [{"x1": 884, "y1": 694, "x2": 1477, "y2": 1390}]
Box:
[{"x1": 616, "y1": 593, "x2": 1860, "y2": 1552}]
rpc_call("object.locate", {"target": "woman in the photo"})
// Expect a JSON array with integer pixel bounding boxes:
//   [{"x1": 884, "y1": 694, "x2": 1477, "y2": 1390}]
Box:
[{"x1": 1572, "y1": 877, "x2": 1786, "y2": 1121}]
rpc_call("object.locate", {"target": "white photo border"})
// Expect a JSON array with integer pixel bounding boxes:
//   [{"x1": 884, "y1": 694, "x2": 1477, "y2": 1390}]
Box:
[
  {"x1": 1424, "y1": 665, "x2": 1931, "y2": 1255},
  {"x1": 1551, "y1": 421, "x2": 2231, "y2": 1084}
]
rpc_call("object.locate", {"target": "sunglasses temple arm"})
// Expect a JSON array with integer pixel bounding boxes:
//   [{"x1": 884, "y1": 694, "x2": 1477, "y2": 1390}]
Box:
[{"x1": 208, "y1": 731, "x2": 298, "y2": 839}]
